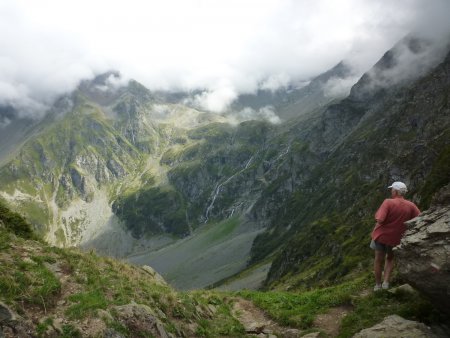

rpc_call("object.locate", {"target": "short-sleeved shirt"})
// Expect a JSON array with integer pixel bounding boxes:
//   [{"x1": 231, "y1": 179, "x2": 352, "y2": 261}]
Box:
[{"x1": 371, "y1": 197, "x2": 420, "y2": 246}]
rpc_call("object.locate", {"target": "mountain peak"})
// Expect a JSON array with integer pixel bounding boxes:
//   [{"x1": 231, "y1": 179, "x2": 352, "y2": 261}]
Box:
[{"x1": 349, "y1": 34, "x2": 450, "y2": 102}]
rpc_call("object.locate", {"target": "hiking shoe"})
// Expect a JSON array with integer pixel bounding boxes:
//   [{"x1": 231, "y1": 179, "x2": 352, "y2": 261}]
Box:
[
  {"x1": 382, "y1": 282, "x2": 389, "y2": 290},
  {"x1": 374, "y1": 284, "x2": 382, "y2": 292}
]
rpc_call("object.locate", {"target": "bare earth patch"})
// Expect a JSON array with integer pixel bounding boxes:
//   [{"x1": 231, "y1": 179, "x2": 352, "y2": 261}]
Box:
[
  {"x1": 233, "y1": 298, "x2": 355, "y2": 337},
  {"x1": 312, "y1": 305, "x2": 353, "y2": 337},
  {"x1": 232, "y1": 298, "x2": 302, "y2": 337}
]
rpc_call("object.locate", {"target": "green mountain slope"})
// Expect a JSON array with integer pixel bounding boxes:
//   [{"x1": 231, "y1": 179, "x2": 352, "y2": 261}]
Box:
[
  {"x1": 0, "y1": 202, "x2": 247, "y2": 337},
  {"x1": 252, "y1": 43, "x2": 450, "y2": 290},
  {"x1": 0, "y1": 92, "x2": 144, "y2": 245}
]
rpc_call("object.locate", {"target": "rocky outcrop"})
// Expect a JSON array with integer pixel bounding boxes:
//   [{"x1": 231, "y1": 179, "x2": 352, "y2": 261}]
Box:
[
  {"x1": 395, "y1": 198, "x2": 450, "y2": 317},
  {"x1": 112, "y1": 303, "x2": 171, "y2": 338},
  {"x1": 141, "y1": 265, "x2": 167, "y2": 286},
  {"x1": 0, "y1": 302, "x2": 34, "y2": 338},
  {"x1": 352, "y1": 315, "x2": 438, "y2": 338}
]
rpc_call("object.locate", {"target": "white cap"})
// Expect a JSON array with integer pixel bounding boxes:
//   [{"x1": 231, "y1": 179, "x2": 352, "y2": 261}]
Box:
[{"x1": 388, "y1": 181, "x2": 407, "y2": 192}]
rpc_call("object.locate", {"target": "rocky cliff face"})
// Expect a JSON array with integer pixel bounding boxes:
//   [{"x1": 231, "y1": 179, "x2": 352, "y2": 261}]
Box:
[{"x1": 395, "y1": 185, "x2": 450, "y2": 317}]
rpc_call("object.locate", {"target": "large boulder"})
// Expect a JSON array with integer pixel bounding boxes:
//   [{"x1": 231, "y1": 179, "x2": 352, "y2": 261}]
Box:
[
  {"x1": 394, "y1": 197, "x2": 450, "y2": 317},
  {"x1": 352, "y1": 315, "x2": 437, "y2": 338}
]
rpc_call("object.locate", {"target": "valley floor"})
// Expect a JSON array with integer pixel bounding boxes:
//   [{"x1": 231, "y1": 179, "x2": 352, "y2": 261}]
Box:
[{"x1": 127, "y1": 216, "x2": 265, "y2": 290}]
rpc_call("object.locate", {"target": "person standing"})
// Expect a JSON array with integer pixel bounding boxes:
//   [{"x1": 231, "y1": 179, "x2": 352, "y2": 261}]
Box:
[{"x1": 371, "y1": 182, "x2": 420, "y2": 291}]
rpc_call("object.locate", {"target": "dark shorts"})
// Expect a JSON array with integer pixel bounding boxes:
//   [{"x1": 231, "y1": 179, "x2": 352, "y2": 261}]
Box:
[{"x1": 370, "y1": 240, "x2": 393, "y2": 254}]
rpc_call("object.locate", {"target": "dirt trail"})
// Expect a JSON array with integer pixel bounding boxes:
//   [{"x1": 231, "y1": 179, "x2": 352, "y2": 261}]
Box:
[
  {"x1": 312, "y1": 305, "x2": 353, "y2": 337},
  {"x1": 233, "y1": 297, "x2": 353, "y2": 337},
  {"x1": 232, "y1": 298, "x2": 301, "y2": 337}
]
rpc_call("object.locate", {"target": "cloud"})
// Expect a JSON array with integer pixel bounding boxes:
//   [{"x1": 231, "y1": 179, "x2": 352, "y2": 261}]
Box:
[
  {"x1": 189, "y1": 85, "x2": 238, "y2": 113},
  {"x1": 323, "y1": 76, "x2": 361, "y2": 98},
  {"x1": 0, "y1": 116, "x2": 11, "y2": 129},
  {"x1": 1, "y1": 0, "x2": 450, "y2": 117},
  {"x1": 260, "y1": 74, "x2": 291, "y2": 92},
  {"x1": 227, "y1": 106, "x2": 281, "y2": 125}
]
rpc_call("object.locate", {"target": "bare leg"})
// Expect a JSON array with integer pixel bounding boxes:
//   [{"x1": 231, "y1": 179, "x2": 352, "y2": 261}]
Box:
[
  {"x1": 383, "y1": 252, "x2": 394, "y2": 284},
  {"x1": 374, "y1": 250, "x2": 385, "y2": 285}
]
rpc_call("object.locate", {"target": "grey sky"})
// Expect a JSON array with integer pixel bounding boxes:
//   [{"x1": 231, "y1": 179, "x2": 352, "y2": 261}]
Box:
[{"x1": 1, "y1": 0, "x2": 449, "y2": 115}]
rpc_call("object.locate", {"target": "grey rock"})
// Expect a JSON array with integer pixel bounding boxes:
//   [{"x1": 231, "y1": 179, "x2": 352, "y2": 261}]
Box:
[
  {"x1": 395, "y1": 205, "x2": 450, "y2": 316},
  {"x1": 113, "y1": 303, "x2": 169, "y2": 338},
  {"x1": 0, "y1": 319, "x2": 34, "y2": 338},
  {"x1": 44, "y1": 262, "x2": 63, "y2": 275},
  {"x1": 283, "y1": 328, "x2": 302, "y2": 338},
  {"x1": 207, "y1": 304, "x2": 217, "y2": 315},
  {"x1": 22, "y1": 257, "x2": 36, "y2": 265},
  {"x1": 244, "y1": 322, "x2": 265, "y2": 334},
  {"x1": 431, "y1": 184, "x2": 450, "y2": 206},
  {"x1": 56, "y1": 300, "x2": 66, "y2": 306},
  {"x1": 52, "y1": 318, "x2": 64, "y2": 334},
  {"x1": 155, "y1": 308, "x2": 167, "y2": 320},
  {"x1": 141, "y1": 265, "x2": 167, "y2": 285},
  {"x1": 0, "y1": 302, "x2": 16, "y2": 323},
  {"x1": 352, "y1": 315, "x2": 437, "y2": 338},
  {"x1": 0, "y1": 302, "x2": 34, "y2": 338},
  {"x1": 301, "y1": 332, "x2": 321, "y2": 338},
  {"x1": 387, "y1": 283, "x2": 417, "y2": 295},
  {"x1": 103, "y1": 328, "x2": 126, "y2": 338},
  {"x1": 97, "y1": 309, "x2": 114, "y2": 322}
]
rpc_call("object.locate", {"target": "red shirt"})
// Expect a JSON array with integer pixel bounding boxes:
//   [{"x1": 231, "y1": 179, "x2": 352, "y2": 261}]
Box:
[{"x1": 371, "y1": 197, "x2": 420, "y2": 246}]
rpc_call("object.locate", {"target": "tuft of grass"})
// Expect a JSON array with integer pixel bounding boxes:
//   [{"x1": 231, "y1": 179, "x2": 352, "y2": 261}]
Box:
[
  {"x1": 61, "y1": 324, "x2": 82, "y2": 338},
  {"x1": 36, "y1": 317, "x2": 53, "y2": 337},
  {"x1": 0, "y1": 229, "x2": 12, "y2": 250},
  {"x1": 66, "y1": 290, "x2": 108, "y2": 319},
  {"x1": 190, "y1": 291, "x2": 246, "y2": 338}
]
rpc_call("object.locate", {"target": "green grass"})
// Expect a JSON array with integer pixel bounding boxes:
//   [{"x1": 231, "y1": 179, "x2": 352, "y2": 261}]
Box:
[
  {"x1": 66, "y1": 290, "x2": 108, "y2": 319},
  {"x1": 239, "y1": 274, "x2": 369, "y2": 328},
  {"x1": 189, "y1": 291, "x2": 246, "y2": 338},
  {"x1": 0, "y1": 250, "x2": 61, "y2": 308},
  {"x1": 201, "y1": 216, "x2": 240, "y2": 244},
  {"x1": 0, "y1": 222, "x2": 247, "y2": 337},
  {"x1": 113, "y1": 184, "x2": 190, "y2": 237},
  {"x1": 61, "y1": 324, "x2": 82, "y2": 338},
  {"x1": 238, "y1": 272, "x2": 440, "y2": 337}
]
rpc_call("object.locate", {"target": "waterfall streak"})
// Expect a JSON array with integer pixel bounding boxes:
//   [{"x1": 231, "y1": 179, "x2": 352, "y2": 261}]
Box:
[{"x1": 204, "y1": 154, "x2": 256, "y2": 223}]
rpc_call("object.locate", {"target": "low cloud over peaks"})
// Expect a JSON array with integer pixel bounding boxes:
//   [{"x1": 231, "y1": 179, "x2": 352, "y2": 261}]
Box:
[{"x1": 1, "y1": 0, "x2": 450, "y2": 117}]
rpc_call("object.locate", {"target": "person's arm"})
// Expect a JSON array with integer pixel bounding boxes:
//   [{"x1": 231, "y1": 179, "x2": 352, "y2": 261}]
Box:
[
  {"x1": 375, "y1": 199, "x2": 389, "y2": 225},
  {"x1": 411, "y1": 204, "x2": 420, "y2": 218}
]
